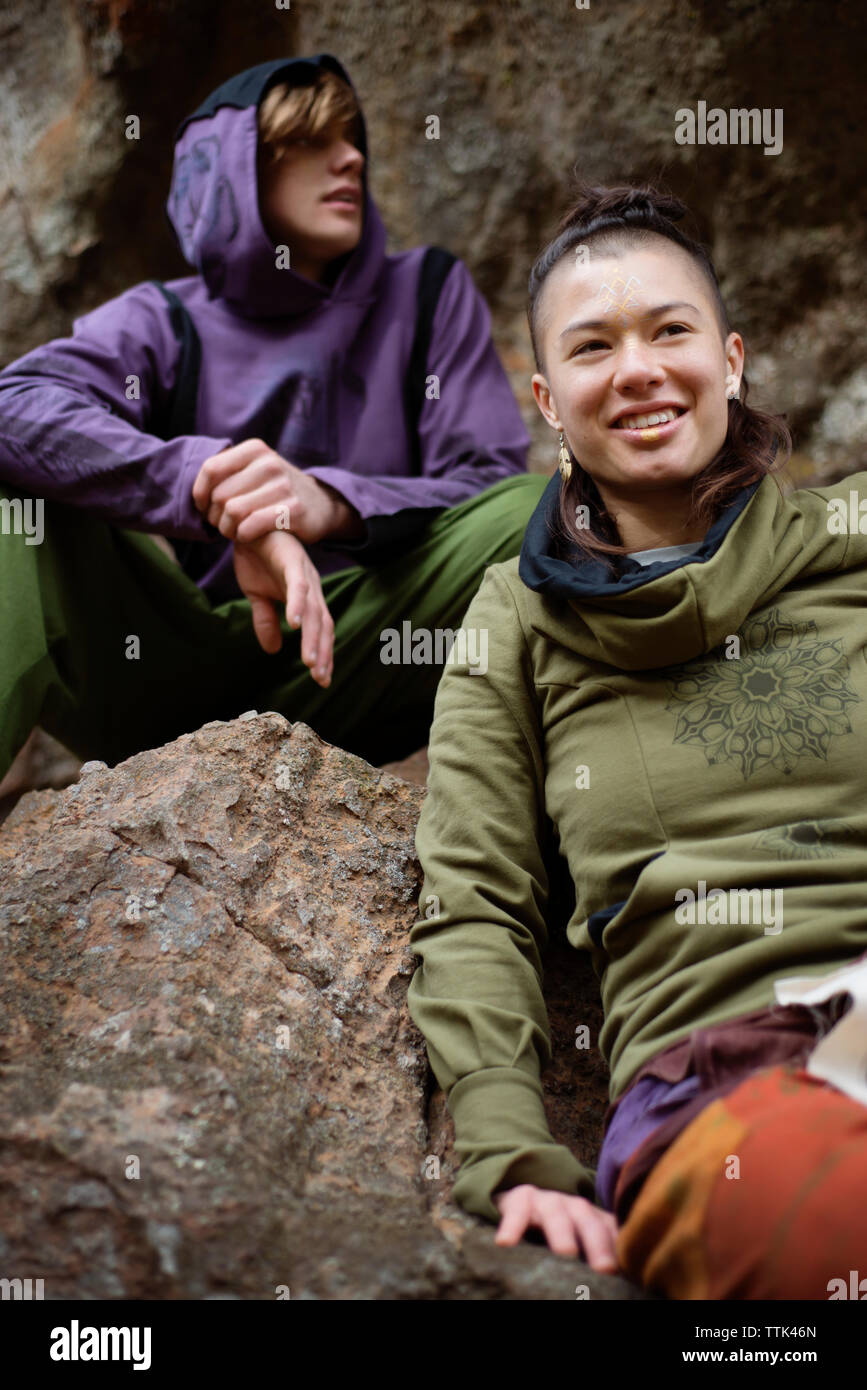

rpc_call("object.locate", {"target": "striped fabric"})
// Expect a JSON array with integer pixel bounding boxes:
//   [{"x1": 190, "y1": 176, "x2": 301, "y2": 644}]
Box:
[{"x1": 614, "y1": 1063, "x2": 867, "y2": 1299}]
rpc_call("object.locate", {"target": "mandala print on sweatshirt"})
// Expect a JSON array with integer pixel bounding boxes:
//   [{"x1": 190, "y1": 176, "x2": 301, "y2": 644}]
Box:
[
  {"x1": 665, "y1": 607, "x2": 860, "y2": 779},
  {"x1": 754, "y1": 819, "x2": 857, "y2": 859}
]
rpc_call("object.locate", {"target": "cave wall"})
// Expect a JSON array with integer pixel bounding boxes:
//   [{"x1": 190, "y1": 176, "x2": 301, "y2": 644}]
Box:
[{"x1": 1, "y1": 0, "x2": 865, "y2": 479}]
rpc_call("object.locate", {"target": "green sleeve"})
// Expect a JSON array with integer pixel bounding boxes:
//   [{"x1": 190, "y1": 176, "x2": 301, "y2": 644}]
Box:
[{"x1": 407, "y1": 566, "x2": 597, "y2": 1224}]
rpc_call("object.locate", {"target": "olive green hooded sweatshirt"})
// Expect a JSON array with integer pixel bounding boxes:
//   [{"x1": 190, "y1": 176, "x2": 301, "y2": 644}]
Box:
[{"x1": 407, "y1": 467, "x2": 867, "y2": 1223}]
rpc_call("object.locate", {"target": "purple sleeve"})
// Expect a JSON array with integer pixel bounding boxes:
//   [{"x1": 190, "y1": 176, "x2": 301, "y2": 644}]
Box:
[
  {"x1": 0, "y1": 281, "x2": 232, "y2": 540},
  {"x1": 306, "y1": 258, "x2": 531, "y2": 556}
]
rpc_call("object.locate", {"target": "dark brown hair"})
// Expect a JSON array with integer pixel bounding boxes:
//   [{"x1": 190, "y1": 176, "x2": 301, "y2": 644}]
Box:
[{"x1": 527, "y1": 181, "x2": 792, "y2": 567}]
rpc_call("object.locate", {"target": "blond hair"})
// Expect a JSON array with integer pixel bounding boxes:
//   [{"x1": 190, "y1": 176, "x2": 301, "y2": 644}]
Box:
[{"x1": 258, "y1": 71, "x2": 362, "y2": 162}]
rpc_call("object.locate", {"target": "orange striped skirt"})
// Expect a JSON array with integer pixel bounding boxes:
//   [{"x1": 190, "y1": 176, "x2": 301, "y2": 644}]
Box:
[{"x1": 615, "y1": 1063, "x2": 867, "y2": 1300}]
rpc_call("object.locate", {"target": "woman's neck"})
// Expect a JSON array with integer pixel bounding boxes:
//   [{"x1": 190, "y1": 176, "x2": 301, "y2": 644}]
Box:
[{"x1": 596, "y1": 485, "x2": 708, "y2": 552}]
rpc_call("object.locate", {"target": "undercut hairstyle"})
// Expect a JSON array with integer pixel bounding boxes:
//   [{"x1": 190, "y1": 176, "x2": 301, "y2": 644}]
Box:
[{"x1": 526, "y1": 181, "x2": 792, "y2": 568}]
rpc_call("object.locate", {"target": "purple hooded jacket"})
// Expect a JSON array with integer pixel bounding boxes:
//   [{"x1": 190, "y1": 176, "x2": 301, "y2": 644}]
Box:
[{"x1": 0, "y1": 54, "x2": 530, "y2": 602}]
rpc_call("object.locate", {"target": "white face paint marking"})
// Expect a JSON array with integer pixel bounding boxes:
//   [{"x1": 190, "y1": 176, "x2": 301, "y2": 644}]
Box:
[{"x1": 596, "y1": 273, "x2": 642, "y2": 324}]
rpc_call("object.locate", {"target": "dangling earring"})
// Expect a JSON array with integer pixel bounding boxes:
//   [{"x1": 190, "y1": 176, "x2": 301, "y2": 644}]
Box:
[
  {"x1": 558, "y1": 431, "x2": 572, "y2": 482},
  {"x1": 725, "y1": 374, "x2": 740, "y2": 401}
]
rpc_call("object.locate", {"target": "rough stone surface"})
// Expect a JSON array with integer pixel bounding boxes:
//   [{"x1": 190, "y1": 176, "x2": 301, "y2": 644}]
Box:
[
  {"x1": 0, "y1": 729, "x2": 432, "y2": 827},
  {"x1": 0, "y1": 713, "x2": 647, "y2": 1300}
]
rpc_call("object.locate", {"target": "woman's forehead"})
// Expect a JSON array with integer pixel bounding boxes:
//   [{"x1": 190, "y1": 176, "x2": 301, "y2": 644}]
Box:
[{"x1": 544, "y1": 241, "x2": 707, "y2": 322}]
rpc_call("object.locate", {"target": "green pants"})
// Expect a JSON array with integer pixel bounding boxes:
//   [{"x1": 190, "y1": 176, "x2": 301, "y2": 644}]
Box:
[{"x1": 0, "y1": 473, "x2": 548, "y2": 778}]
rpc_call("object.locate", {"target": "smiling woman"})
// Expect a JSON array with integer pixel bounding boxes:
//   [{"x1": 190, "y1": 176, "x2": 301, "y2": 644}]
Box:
[
  {"x1": 407, "y1": 180, "x2": 867, "y2": 1299},
  {"x1": 526, "y1": 184, "x2": 792, "y2": 562}
]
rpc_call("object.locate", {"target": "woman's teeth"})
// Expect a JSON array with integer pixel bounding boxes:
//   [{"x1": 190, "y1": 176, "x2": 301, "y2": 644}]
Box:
[{"x1": 614, "y1": 408, "x2": 682, "y2": 430}]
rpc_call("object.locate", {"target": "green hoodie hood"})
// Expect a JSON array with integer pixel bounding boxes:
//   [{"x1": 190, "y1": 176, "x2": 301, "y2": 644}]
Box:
[{"x1": 515, "y1": 469, "x2": 830, "y2": 670}]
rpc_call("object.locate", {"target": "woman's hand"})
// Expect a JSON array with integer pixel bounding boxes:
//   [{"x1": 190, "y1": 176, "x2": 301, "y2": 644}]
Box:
[
  {"x1": 232, "y1": 528, "x2": 334, "y2": 685},
  {"x1": 493, "y1": 1184, "x2": 622, "y2": 1272}
]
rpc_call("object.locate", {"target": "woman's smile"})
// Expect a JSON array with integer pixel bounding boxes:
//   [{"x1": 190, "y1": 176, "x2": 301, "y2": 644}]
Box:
[
  {"x1": 609, "y1": 404, "x2": 689, "y2": 443},
  {"x1": 531, "y1": 239, "x2": 745, "y2": 543}
]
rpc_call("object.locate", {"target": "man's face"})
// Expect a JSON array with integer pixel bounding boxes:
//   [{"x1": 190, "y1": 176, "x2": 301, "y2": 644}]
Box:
[
  {"x1": 532, "y1": 241, "x2": 744, "y2": 510},
  {"x1": 257, "y1": 133, "x2": 365, "y2": 282}
]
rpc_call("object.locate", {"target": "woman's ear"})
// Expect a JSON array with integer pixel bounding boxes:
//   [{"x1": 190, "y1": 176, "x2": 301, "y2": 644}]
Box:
[
  {"x1": 531, "y1": 373, "x2": 563, "y2": 432},
  {"x1": 725, "y1": 331, "x2": 745, "y2": 383}
]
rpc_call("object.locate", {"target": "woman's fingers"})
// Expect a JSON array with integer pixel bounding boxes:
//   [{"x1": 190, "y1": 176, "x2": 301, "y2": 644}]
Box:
[
  {"x1": 538, "y1": 1208, "x2": 581, "y2": 1258},
  {"x1": 494, "y1": 1185, "x2": 622, "y2": 1271},
  {"x1": 573, "y1": 1207, "x2": 620, "y2": 1272},
  {"x1": 536, "y1": 1200, "x2": 615, "y2": 1266},
  {"x1": 493, "y1": 1187, "x2": 533, "y2": 1246}
]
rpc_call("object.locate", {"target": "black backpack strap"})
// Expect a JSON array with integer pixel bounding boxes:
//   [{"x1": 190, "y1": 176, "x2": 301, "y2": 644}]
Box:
[
  {"x1": 403, "y1": 247, "x2": 457, "y2": 475},
  {"x1": 148, "y1": 279, "x2": 202, "y2": 439},
  {"x1": 151, "y1": 255, "x2": 456, "y2": 452},
  {"x1": 148, "y1": 279, "x2": 218, "y2": 583}
]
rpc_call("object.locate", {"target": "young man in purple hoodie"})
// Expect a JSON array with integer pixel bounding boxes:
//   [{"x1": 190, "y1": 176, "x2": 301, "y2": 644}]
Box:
[{"x1": 0, "y1": 54, "x2": 546, "y2": 778}]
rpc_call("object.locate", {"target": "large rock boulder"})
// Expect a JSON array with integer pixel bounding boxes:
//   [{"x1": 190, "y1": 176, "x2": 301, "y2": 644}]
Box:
[{"x1": 0, "y1": 712, "x2": 645, "y2": 1299}]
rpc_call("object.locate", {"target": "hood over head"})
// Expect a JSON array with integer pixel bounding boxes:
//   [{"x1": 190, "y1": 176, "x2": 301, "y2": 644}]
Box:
[
  {"x1": 516, "y1": 469, "x2": 801, "y2": 671},
  {"x1": 165, "y1": 54, "x2": 386, "y2": 319}
]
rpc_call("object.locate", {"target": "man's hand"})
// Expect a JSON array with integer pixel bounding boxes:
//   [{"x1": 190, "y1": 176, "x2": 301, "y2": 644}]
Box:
[
  {"x1": 493, "y1": 1184, "x2": 622, "y2": 1271},
  {"x1": 193, "y1": 438, "x2": 364, "y2": 545},
  {"x1": 232, "y1": 528, "x2": 334, "y2": 686}
]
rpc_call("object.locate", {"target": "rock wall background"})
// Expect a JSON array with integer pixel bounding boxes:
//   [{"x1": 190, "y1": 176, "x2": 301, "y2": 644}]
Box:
[
  {"x1": 3, "y1": 0, "x2": 861, "y2": 1299},
  {"x1": 1, "y1": 0, "x2": 865, "y2": 480}
]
